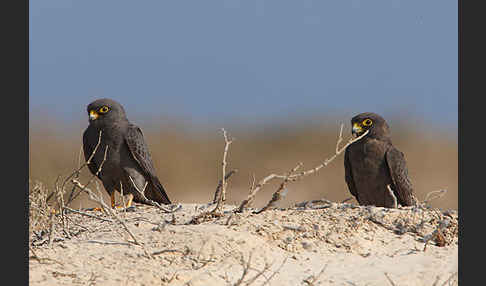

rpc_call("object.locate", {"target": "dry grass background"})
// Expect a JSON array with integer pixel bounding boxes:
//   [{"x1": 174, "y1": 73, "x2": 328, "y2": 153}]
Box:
[{"x1": 29, "y1": 116, "x2": 457, "y2": 212}]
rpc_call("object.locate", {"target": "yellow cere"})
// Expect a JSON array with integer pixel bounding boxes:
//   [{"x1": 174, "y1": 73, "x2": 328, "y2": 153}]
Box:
[{"x1": 89, "y1": 110, "x2": 99, "y2": 120}]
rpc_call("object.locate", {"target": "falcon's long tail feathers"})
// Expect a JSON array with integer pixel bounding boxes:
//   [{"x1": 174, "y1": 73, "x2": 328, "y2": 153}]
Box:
[{"x1": 147, "y1": 176, "x2": 171, "y2": 205}]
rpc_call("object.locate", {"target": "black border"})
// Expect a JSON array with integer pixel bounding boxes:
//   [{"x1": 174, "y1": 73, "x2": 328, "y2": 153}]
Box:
[
  {"x1": 459, "y1": 0, "x2": 483, "y2": 284},
  {"x1": 4, "y1": 0, "x2": 28, "y2": 284}
]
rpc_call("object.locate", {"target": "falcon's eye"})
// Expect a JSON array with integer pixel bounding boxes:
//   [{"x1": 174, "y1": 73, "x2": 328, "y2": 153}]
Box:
[
  {"x1": 362, "y1": 119, "x2": 373, "y2": 126},
  {"x1": 99, "y1": 106, "x2": 110, "y2": 113}
]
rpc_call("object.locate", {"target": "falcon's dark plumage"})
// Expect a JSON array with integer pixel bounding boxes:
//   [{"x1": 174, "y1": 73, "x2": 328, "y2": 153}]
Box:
[
  {"x1": 344, "y1": 112, "x2": 416, "y2": 208},
  {"x1": 82, "y1": 98, "x2": 171, "y2": 208}
]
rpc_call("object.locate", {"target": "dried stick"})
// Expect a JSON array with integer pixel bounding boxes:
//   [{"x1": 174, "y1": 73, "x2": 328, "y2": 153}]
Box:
[
  {"x1": 303, "y1": 264, "x2": 328, "y2": 286},
  {"x1": 187, "y1": 130, "x2": 236, "y2": 223},
  {"x1": 236, "y1": 125, "x2": 369, "y2": 213},
  {"x1": 254, "y1": 163, "x2": 303, "y2": 214},
  {"x1": 384, "y1": 272, "x2": 397, "y2": 286},
  {"x1": 244, "y1": 259, "x2": 273, "y2": 286},
  {"x1": 71, "y1": 179, "x2": 137, "y2": 243},
  {"x1": 62, "y1": 207, "x2": 113, "y2": 222},
  {"x1": 261, "y1": 256, "x2": 288, "y2": 286},
  {"x1": 233, "y1": 252, "x2": 253, "y2": 286},
  {"x1": 423, "y1": 189, "x2": 448, "y2": 205},
  {"x1": 341, "y1": 197, "x2": 353, "y2": 203},
  {"x1": 127, "y1": 176, "x2": 180, "y2": 213},
  {"x1": 423, "y1": 218, "x2": 450, "y2": 251},
  {"x1": 212, "y1": 169, "x2": 238, "y2": 204},
  {"x1": 441, "y1": 272, "x2": 458, "y2": 286},
  {"x1": 387, "y1": 185, "x2": 398, "y2": 208},
  {"x1": 56, "y1": 130, "x2": 103, "y2": 206},
  {"x1": 68, "y1": 147, "x2": 153, "y2": 258},
  {"x1": 213, "y1": 128, "x2": 234, "y2": 213},
  {"x1": 284, "y1": 126, "x2": 368, "y2": 180},
  {"x1": 71, "y1": 178, "x2": 153, "y2": 259}
]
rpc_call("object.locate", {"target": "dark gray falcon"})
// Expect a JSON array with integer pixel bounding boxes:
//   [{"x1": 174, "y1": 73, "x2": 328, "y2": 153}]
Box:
[
  {"x1": 83, "y1": 98, "x2": 171, "y2": 208},
  {"x1": 344, "y1": 112, "x2": 416, "y2": 208}
]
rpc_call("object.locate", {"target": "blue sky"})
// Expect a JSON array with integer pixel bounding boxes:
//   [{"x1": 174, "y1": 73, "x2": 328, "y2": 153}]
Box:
[{"x1": 30, "y1": 0, "x2": 457, "y2": 133}]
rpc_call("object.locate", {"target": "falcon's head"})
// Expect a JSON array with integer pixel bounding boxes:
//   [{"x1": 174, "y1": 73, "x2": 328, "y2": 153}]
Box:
[
  {"x1": 86, "y1": 98, "x2": 127, "y2": 126},
  {"x1": 351, "y1": 112, "x2": 391, "y2": 141}
]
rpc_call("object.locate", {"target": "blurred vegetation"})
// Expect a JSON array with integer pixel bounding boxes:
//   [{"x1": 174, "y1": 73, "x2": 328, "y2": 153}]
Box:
[{"x1": 29, "y1": 116, "x2": 457, "y2": 210}]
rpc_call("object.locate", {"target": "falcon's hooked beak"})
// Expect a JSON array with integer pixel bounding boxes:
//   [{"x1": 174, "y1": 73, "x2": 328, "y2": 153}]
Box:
[
  {"x1": 89, "y1": 110, "x2": 99, "y2": 121},
  {"x1": 352, "y1": 122, "x2": 363, "y2": 137}
]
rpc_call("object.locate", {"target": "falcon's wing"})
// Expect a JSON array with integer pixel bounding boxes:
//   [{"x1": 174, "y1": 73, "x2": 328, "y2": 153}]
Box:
[
  {"x1": 385, "y1": 146, "x2": 415, "y2": 206},
  {"x1": 125, "y1": 124, "x2": 171, "y2": 204},
  {"x1": 125, "y1": 124, "x2": 159, "y2": 177},
  {"x1": 344, "y1": 148, "x2": 360, "y2": 202},
  {"x1": 83, "y1": 128, "x2": 101, "y2": 177}
]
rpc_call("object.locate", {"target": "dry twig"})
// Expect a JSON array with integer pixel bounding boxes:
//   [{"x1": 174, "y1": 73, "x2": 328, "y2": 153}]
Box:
[
  {"x1": 71, "y1": 175, "x2": 154, "y2": 259},
  {"x1": 423, "y1": 189, "x2": 448, "y2": 206},
  {"x1": 387, "y1": 185, "x2": 398, "y2": 209},
  {"x1": 213, "y1": 128, "x2": 234, "y2": 213},
  {"x1": 384, "y1": 272, "x2": 397, "y2": 286},
  {"x1": 57, "y1": 130, "x2": 103, "y2": 206},
  {"x1": 254, "y1": 163, "x2": 303, "y2": 214},
  {"x1": 261, "y1": 256, "x2": 288, "y2": 286},
  {"x1": 127, "y1": 176, "x2": 181, "y2": 213},
  {"x1": 236, "y1": 125, "x2": 368, "y2": 213},
  {"x1": 303, "y1": 264, "x2": 328, "y2": 286}
]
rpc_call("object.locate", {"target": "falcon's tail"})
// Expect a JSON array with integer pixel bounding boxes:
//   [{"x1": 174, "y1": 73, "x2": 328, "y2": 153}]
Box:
[{"x1": 147, "y1": 176, "x2": 171, "y2": 204}]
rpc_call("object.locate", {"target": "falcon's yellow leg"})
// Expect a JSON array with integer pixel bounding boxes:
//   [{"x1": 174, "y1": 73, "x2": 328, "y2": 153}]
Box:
[
  {"x1": 125, "y1": 193, "x2": 134, "y2": 208},
  {"x1": 111, "y1": 192, "x2": 116, "y2": 209}
]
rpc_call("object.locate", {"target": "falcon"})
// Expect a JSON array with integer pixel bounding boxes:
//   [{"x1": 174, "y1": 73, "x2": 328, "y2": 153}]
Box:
[
  {"x1": 344, "y1": 112, "x2": 416, "y2": 208},
  {"x1": 82, "y1": 98, "x2": 171, "y2": 208}
]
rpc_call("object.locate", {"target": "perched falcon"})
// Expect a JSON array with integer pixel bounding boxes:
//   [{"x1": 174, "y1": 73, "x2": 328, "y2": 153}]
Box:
[
  {"x1": 344, "y1": 112, "x2": 416, "y2": 208},
  {"x1": 82, "y1": 98, "x2": 171, "y2": 208}
]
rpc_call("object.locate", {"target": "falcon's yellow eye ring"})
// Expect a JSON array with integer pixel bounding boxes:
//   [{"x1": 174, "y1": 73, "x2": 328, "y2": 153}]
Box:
[
  {"x1": 99, "y1": 106, "x2": 110, "y2": 113},
  {"x1": 362, "y1": 119, "x2": 373, "y2": 126}
]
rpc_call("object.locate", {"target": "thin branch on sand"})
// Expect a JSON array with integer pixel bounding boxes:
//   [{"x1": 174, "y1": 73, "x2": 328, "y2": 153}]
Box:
[
  {"x1": 128, "y1": 176, "x2": 181, "y2": 213},
  {"x1": 423, "y1": 189, "x2": 448, "y2": 206},
  {"x1": 212, "y1": 128, "x2": 235, "y2": 213},
  {"x1": 303, "y1": 264, "x2": 328, "y2": 286},
  {"x1": 212, "y1": 169, "x2": 238, "y2": 204},
  {"x1": 187, "y1": 129, "x2": 237, "y2": 224},
  {"x1": 67, "y1": 146, "x2": 153, "y2": 258},
  {"x1": 254, "y1": 163, "x2": 303, "y2": 214},
  {"x1": 261, "y1": 257, "x2": 289, "y2": 286},
  {"x1": 236, "y1": 125, "x2": 369, "y2": 213},
  {"x1": 53, "y1": 130, "x2": 103, "y2": 206},
  {"x1": 62, "y1": 207, "x2": 113, "y2": 222},
  {"x1": 387, "y1": 185, "x2": 398, "y2": 209},
  {"x1": 384, "y1": 272, "x2": 397, "y2": 286}
]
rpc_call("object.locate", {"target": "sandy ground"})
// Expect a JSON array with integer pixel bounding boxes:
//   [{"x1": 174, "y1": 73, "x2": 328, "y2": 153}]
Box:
[{"x1": 29, "y1": 202, "x2": 458, "y2": 286}]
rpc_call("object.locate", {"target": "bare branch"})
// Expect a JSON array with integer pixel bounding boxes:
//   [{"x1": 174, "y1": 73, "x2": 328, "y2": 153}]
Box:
[
  {"x1": 285, "y1": 127, "x2": 369, "y2": 180},
  {"x1": 387, "y1": 185, "x2": 398, "y2": 208},
  {"x1": 212, "y1": 169, "x2": 238, "y2": 204},
  {"x1": 55, "y1": 130, "x2": 103, "y2": 206},
  {"x1": 213, "y1": 128, "x2": 234, "y2": 213},
  {"x1": 254, "y1": 163, "x2": 303, "y2": 214},
  {"x1": 303, "y1": 264, "x2": 328, "y2": 285},
  {"x1": 261, "y1": 257, "x2": 288, "y2": 286},
  {"x1": 236, "y1": 125, "x2": 369, "y2": 213},
  {"x1": 423, "y1": 189, "x2": 448, "y2": 205},
  {"x1": 62, "y1": 207, "x2": 113, "y2": 222},
  {"x1": 127, "y1": 176, "x2": 180, "y2": 213},
  {"x1": 384, "y1": 272, "x2": 397, "y2": 286}
]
